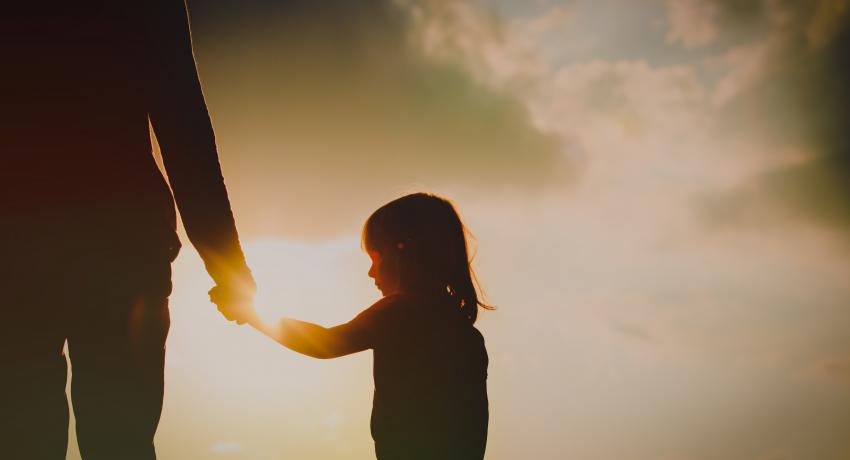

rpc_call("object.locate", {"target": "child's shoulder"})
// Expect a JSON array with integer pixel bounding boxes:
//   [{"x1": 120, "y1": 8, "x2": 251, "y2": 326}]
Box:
[
  {"x1": 368, "y1": 293, "x2": 415, "y2": 312},
  {"x1": 361, "y1": 293, "x2": 429, "y2": 318},
  {"x1": 351, "y1": 294, "x2": 412, "y2": 327}
]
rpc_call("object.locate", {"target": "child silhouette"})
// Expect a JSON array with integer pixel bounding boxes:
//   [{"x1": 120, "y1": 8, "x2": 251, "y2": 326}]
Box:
[{"x1": 211, "y1": 193, "x2": 490, "y2": 459}]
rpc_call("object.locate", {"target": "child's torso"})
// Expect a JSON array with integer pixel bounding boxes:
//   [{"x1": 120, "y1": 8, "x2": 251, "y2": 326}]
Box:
[{"x1": 369, "y1": 295, "x2": 489, "y2": 457}]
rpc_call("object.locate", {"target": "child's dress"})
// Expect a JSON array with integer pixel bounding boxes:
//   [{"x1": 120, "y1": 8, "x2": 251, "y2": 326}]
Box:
[{"x1": 344, "y1": 293, "x2": 489, "y2": 460}]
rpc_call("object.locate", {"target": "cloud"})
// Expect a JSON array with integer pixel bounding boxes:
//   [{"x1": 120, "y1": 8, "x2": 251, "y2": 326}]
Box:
[
  {"x1": 665, "y1": 0, "x2": 721, "y2": 48},
  {"x1": 813, "y1": 356, "x2": 850, "y2": 383},
  {"x1": 406, "y1": 1, "x2": 554, "y2": 89},
  {"x1": 806, "y1": 0, "x2": 850, "y2": 47},
  {"x1": 182, "y1": 0, "x2": 568, "y2": 238},
  {"x1": 400, "y1": 0, "x2": 850, "y2": 244},
  {"x1": 545, "y1": 59, "x2": 707, "y2": 136},
  {"x1": 695, "y1": 0, "x2": 850, "y2": 237},
  {"x1": 708, "y1": 36, "x2": 781, "y2": 107},
  {"x1": 754, "y1": 449, "x2": 794, "y2": 460},
  {"x1": 609, "y1": 319, "x2": 652, "y2": 341}
]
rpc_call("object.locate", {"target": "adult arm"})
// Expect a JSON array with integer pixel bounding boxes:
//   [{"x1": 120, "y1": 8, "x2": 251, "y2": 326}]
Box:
[{"x1": 144, "y1": 0, "x2": 254, "y2": 298}]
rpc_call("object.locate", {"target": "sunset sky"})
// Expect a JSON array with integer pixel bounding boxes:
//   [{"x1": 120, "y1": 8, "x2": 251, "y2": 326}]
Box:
[{"x1": 65, "y1": 1, "x2": 850, "y2": 458}]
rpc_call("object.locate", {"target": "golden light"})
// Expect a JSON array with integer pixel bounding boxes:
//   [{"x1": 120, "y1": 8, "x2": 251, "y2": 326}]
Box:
[{"x1": 66, "y1": 238, "x2": 384, "y2": 459}]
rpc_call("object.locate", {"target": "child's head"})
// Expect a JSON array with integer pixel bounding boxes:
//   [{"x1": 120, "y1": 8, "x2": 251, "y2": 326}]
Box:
[{"x1": 362, "y1": 193, "x2": 490, "y2": 323}]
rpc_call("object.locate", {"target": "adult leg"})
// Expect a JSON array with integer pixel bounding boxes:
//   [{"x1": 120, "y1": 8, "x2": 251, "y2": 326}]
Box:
[
  {"x1": 67, "y1": 253, "x2": 171, "y2": 460},
  {"x1": 0, "y1": 325, "x2": 70, "y2": 459},
  {"x1": 0, "y1": 238, "x2": 71, "y2": 459}
]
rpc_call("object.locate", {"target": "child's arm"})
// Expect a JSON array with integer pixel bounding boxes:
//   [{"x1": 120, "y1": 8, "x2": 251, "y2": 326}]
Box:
[
  {"x1": 247, "y1": 317, "x2": 369, "y2": 359},
  {"x1": 211, "y1": 287, "x2": 379, "y2": 359}
]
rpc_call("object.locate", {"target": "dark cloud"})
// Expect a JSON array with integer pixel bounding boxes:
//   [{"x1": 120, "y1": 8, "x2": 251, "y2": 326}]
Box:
[
  {"x1": 179, "y1": 0, "x2": 567, "y2": 238},
  {"x1": 702, "y1": 1, "x2": 850, "y2": 235},
  {"x1": 713, "y1": 0, "x2": 770, "y2": 25}
]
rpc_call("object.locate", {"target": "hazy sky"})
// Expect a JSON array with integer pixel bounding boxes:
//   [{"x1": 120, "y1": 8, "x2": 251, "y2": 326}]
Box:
[{"x1": 66, "y1": 1, "x2": 850, "y2": 459}]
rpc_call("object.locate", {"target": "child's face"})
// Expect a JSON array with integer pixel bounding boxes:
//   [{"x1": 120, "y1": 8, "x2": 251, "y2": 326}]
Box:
[{"x1": 367, "y1": 249, "x2": 401, "y2": 296}]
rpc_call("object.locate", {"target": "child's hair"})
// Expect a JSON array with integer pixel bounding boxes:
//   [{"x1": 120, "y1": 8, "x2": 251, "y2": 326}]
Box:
[{"x1": 362, "y1": 192, "x2": 493, "y2": 323}]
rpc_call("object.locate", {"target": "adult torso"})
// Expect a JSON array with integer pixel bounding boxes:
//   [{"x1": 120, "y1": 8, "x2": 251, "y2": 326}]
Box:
[{"x1": 2, "y1": 1, "x2": 176, "y2": 249}]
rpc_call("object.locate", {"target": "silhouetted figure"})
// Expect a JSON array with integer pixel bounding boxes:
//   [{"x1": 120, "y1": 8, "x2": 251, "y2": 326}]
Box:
[
  {"x1": 1, "y1": 1, "x2": 254, "y2": 458},
  {"x1": 213, "y1": 193, "x2": 490, "y2": 459}
]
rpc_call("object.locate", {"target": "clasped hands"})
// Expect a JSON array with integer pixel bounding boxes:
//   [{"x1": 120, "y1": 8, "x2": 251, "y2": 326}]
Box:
[{"x1": 208, "y1": 283, "x2": 259, "y2": 326}]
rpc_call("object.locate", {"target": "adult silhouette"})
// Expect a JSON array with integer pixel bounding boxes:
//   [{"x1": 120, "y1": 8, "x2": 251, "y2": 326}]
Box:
[{"x1": 1, "y1": 1, "x2": 254, "y2": 458}]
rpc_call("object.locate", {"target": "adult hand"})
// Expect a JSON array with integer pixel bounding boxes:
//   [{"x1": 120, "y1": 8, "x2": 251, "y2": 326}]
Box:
[{"x1": 209, "y1": 283, "x2": 258, "y2": 326}]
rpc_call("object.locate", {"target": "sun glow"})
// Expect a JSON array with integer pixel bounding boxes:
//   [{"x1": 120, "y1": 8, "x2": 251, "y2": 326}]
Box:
[
  {"x1": 245, "y1": 239, "x2": 380, "y2": 326},
  {"x1": 66, "y1": 238, "x2": 383, "y2": 459}
]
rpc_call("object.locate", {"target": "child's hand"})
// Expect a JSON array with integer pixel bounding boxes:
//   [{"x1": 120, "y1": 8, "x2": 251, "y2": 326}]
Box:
[{"x1": 209, "y1": 285, "x2": 259, "y2": 326}]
